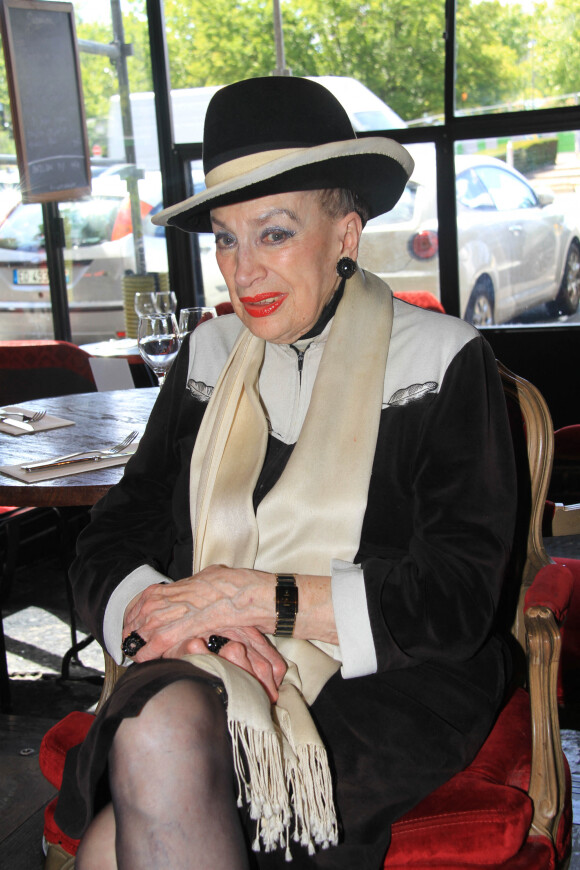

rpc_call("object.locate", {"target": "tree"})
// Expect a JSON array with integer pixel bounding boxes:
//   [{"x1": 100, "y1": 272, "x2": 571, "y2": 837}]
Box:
[
  {"x1": 533, "y1": 0, "x2": 580, "y2": 105},
  {"x1": 455, "y1": 0, "x2": 528, "y2": 113},
  {"x1": 0, "y1": 0, "x2": 574, "y2": 164}
]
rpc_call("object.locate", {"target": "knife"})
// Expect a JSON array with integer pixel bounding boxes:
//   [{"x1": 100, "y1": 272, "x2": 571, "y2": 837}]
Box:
[
  {"x1": 0, "y1": 416, "x2": 34, "y2": 432},
  {"x1": 21, "y1": 451, "x2": 134, "y2": 472}
]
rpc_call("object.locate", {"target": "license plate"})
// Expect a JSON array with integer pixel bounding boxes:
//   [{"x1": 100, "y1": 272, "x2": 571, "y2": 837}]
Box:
[{"x1": 13, "y1": 267, "x2": 70, "y2": 285}]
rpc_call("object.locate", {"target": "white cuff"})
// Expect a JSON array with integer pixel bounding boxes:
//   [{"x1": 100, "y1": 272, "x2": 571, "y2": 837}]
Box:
[
  {"x1": 331, "y1": 559, "x2": 377, "y2": 679},
  {"x1": 103, "y1": 565, "x2": 171, "y2": 664}
]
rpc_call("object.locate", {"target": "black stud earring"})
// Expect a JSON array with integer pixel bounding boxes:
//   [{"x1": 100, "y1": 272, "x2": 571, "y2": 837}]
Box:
[{"x1": 336, "y1": 257, "x2": 357, "y2": 280}]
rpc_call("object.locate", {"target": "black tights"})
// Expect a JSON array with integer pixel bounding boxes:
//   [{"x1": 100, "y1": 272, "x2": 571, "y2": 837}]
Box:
[{"x1": 76, "y1": 680, "x2": 250, "y2": 870}]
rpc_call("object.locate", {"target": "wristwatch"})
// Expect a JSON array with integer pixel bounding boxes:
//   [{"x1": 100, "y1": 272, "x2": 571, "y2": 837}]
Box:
[{"x1": 274, "y1": 574, "x2": 298, "y2": 637}]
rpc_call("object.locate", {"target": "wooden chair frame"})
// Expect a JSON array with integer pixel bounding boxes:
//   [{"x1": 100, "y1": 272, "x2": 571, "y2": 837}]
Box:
[
  {"x1": 498, "y1": 362, "x2": 568, "y2": 846},
  {"x1": 94, "y1": 361, "x2": 569, "y2": 861}
]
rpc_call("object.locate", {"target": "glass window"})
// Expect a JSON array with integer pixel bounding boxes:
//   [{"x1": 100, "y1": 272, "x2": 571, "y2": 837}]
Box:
[
  {"x1": 358, "y1": 147, "x2": 441, "y2": 307},
  {"x1": 455, "y1": 133, "x2": 580, "y2": 328},
  {"x1": 162, "y1": 1, "x2": 445, "y2": 129},
  {"x1": 0, "y1": 0, "x2": 163, "y2": 344},
  {"x1": 456, "y1": 0, "x2": 580, "y2": 116}
]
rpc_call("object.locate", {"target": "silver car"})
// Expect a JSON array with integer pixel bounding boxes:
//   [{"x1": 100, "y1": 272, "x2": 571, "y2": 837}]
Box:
[
  {"x1": 0, "y1": 170, "x2": 227, "y2": 342},
  {"x1": 359, "y1": 153, "x2": 580, "y2": 325}
]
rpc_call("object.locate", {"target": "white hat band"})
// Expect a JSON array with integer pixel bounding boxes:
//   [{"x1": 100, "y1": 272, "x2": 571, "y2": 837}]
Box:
[{"x1": 205, "y1": 147, "x2": 308, "y2": 188}]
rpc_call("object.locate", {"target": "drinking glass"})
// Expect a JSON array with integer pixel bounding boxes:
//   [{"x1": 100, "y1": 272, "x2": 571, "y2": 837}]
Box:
[
  {"x1": 134, "y1": 291, "x2": 157, "y2": 316},
  {"x1": 178, "y1": 306, "x2": 217, "y2": 336},
  {"x1": 134, "y1": 290, "x2": 177, "y2": 316},
  {"x1": 137, "y1": 313, "x2": 181, "y2": 386},
  {"x1": 154, "y1": 290, "x2": 178, "y2": 314}
]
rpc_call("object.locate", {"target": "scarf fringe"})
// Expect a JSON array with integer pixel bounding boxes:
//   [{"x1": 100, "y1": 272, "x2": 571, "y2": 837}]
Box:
[{"x1": 228, "y1": 718, "x2": 338, "y2": 862}]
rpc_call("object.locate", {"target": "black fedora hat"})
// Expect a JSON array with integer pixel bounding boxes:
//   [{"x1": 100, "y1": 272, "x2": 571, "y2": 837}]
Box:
[{"x1": 152, "y1": 76, "x2": 414, "y2": 234}]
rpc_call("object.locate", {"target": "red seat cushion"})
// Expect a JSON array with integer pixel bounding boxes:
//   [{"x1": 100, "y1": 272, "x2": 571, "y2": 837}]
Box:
[
  {"x1": 40, "y1": 711, "x2": 95, "y2": 855},
  {"x1": 44, "y1": 797, "x2": 82, "y2": 856},
  {"x1": 386, "y1": 686, "x2": 571, "y2": 867},
  {"x1": 39, "y1": 710, "x2": 95, "y2": 790},
  {"x1": 552, "y1": 557, "x2": 580, "y2": 705},
  {"x1": 386, "y1": 689, "x2": 535, "y2": 867},
  {"x1": 393, "y1": 291, "x2": 445, "y2": 313},
  {"x1": 41, "y1": 693, "x2": 571, "y2": 866}
]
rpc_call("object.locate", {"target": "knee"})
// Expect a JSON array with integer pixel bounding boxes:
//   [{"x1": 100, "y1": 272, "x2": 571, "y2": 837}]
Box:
[{"x1": 112, "y1": 679, "x2": 227, "y2": 760}]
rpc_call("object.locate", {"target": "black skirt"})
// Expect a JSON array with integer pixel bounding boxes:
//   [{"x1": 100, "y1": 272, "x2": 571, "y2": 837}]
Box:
[{"x1": 55, "y1": 637, "x2": 509, "y2": 869}]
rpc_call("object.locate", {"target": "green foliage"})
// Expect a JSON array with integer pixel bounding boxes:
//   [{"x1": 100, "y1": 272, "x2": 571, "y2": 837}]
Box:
[
  {"x1": 485, "y1": 137, "x2": 559, "y2": 173},
  {"x1": 285, "y1": 0, "x2": 446, "y2": 120},
  {"x1": 455, "y1": 0, "x2": 529, "y2": 112},
  {"x1": 0, "y1": 0, "x2": 577, "y2": 159}
]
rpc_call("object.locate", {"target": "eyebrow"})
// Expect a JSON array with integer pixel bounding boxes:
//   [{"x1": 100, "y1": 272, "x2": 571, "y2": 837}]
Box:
[
  {"x1": 210, "y1": 208, "x2": 302, "y2": 230},
  {"x1": 255, "y1": 208, "x2": 301, "y2": 225}
]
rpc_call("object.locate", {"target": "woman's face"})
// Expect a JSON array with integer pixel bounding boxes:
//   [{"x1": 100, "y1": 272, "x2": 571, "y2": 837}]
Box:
[{"x1": 210, "y1": 191, "x2": 361, "y2": 344}]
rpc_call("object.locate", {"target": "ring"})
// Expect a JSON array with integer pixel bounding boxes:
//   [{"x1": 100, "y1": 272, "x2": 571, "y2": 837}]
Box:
[
  {"x1": 207, "y1": 635, "x2": 229, "y2": 654},
  {"x1": 122, "y1": 631, "x2": 147, "y2": 657}
]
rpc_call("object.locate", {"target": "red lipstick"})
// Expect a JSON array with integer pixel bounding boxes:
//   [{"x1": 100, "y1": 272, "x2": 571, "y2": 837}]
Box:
[{"x1": 239, "y1": 292, "x2": 287, "y2": 318}]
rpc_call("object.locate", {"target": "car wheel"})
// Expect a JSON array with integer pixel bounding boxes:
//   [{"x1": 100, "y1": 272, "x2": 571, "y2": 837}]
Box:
[
  {"x1": 465, "y1": 279, "x2": 495, "y2": 326},
  {"x1": 549, "y1": 240, "x2": 580, "y2": 317}
]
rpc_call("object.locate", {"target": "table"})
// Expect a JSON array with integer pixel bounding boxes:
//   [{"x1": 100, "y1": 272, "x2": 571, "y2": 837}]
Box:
[
  {"x1": 0, "y1": 388, "x2": 158, "y2": 508},
  {"x1": 80, "y1": 338, "x2": 142, "y2": 366}
]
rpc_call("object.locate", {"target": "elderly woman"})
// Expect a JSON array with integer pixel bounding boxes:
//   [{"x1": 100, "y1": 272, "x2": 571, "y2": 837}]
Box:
[{"x1": 54, "y1": 76, "x2": 516, "y2": 870}]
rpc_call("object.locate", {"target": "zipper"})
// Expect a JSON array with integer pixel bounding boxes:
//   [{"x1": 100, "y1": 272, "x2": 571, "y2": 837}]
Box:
[{"x1": 291, "y1": 346, "x2": 306, "y2": 385}]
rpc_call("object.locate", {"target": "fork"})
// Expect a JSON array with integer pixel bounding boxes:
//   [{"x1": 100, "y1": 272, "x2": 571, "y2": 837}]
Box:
[
  {"x1": 0, "y1": 409, "x2": 46, "y2": 424},
  {"x1": 21, "y1": 430, "x2": 139, "y2": 471}
]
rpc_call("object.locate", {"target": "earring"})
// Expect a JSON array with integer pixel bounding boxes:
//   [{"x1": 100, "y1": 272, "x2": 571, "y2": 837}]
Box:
[{"x1": 336, "y1": 257, "x2": 357, "y2": 280}]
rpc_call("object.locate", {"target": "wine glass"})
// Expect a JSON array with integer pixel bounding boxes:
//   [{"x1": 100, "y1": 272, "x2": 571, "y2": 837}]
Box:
[
  {"x1": 178, "y1": 306, "x2": 217, "y2": 337},
  {"x1": 134, "y1": 290, "x2": 177, "y2": 316},
  {"x1": 137, "y1": 313, "x2": 181, "y2": 387},
  {"x1": 154, "y1": 290, "x2": 178, "y2": 314},
  {"x1": 134, "y1": 291, "x2": 157, "y2": 316}
]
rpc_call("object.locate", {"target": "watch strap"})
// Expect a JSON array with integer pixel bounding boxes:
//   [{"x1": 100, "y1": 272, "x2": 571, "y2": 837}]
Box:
[{"x1": 275, "y1": 574, "x2": 298, "y2": 637}]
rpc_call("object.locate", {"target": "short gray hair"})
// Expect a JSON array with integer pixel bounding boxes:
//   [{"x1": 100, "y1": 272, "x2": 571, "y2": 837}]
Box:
[{"x1": 317, "y1": 188, "x2": 371, "y2": 227}]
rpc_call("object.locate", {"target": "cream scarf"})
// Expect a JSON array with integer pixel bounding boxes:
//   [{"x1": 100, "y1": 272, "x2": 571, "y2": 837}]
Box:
[{"x1": 183, "y1": 269, "x2": 393, "y2": 859}]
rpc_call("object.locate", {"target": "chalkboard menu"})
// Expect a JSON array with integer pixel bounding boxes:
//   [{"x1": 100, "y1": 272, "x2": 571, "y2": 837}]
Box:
[{"x1": 0, "y1": 0, "x2": 91, "y2": 203}]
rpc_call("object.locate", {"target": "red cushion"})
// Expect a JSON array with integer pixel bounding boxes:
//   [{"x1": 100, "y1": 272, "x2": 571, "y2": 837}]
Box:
[
  {"x1": 39, "y1": 710, "x2": 95, "y2": 789},
  {"x1": 524, "y1": 562, "x2": 574, "y2": 623},
  {"x1": 554, "y1": 425, "x2": 580, "y2": 461},
  {"x1": 386, "y1": 690, "x2": 534, "y2": 866},
  {"x1": 385, "y1": 836, "x2": 556, "y2": 869},
  {"x1": 553, "y1": 557, "x2": 580, "y2": 705},
  {"x1": 44, "y1": 797, "x2": 81, "y2": 856},
  {"x1": 393, "y1": 291, "x2": 445, "y2": 313},
  {"x1": 0, "y1": 340, "x2": 94, "y2": 379}
]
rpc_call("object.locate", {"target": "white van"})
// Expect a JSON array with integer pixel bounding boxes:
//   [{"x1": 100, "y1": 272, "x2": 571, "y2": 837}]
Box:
[{"x1": 107, "y1": 77, "x2": 406, "y2": 171}]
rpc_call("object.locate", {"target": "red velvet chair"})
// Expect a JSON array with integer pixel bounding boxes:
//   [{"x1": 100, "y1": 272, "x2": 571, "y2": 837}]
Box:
[
  {"x1": 38, "y1": 362, "x2": 573, "y2": 869},
  {"x1": 0, "y1": 339, "x2": 96, "y2": 407},
  {"x1": 543, "y1": 424, "x2": 580, "y2": 711},
  {"x1": 384, "y1": 363, "x2": 573, "y2": 869}
]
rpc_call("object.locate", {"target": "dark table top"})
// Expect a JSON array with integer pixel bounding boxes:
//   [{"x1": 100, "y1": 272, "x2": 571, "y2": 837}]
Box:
[{"x1": 0, "y1": 388, "x2": 158, "y2": 507}]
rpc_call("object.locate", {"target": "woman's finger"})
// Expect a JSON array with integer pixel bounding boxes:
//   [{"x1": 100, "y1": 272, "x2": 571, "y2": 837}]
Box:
[
  {"x1": 160, "y1": 636, "x2": 211, "y2": 659},
  {"x1": 231, "y1": 627, "x2": 287, "y2": 686},
  {"x1": 219, "y1": 639, "x2": 279, "y2": 702}
]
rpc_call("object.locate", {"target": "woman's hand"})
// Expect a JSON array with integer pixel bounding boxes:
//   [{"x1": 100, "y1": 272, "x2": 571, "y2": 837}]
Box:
[
  {"x1": 123, "y1": 566, "x2": 277, "y2": 657},
  {"x1": 126, "y1": 619, "x2": 286, "y2": 702}
]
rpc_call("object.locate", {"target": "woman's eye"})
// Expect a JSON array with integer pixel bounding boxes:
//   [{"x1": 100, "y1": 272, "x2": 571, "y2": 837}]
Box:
[
  {"x1": 215, "y1": 233, "x2": 236, "y2": 249},
  {"x1": 263, "y1": 229, "x2": 294, "y2": 244}
]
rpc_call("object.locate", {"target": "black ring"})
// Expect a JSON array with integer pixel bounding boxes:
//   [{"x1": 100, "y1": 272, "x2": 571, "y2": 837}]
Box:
[
  {"x1": 207, "y1": 635, "x2": 230, "y2": 654},
  {"x1": 122, "y1": 631, "x2": 147, "y2": 657}
]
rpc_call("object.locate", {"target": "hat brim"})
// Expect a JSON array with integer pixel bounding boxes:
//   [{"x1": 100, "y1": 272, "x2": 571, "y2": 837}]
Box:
[{"x1": 152, "y1": 137, "x2": 414, "y2": 234}]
